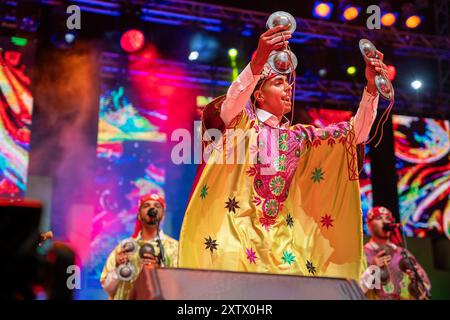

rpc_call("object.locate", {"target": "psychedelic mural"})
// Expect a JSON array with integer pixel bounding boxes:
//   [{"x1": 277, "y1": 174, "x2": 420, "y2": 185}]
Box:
[
  {"x1": 0, "y1": 39, "x2": 34, "y2": 197},
  {"x1": 393, "y1": 115, "x2": 450, "y2": 239}
]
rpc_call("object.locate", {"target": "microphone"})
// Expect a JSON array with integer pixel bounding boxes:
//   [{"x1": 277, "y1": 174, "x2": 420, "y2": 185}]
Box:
[
  {"x1": 383, "y1": 223, "x2": 402, "y2": 231},
  {"x1": 147, "y1": 208, "x2": 159, "y2": 219}
]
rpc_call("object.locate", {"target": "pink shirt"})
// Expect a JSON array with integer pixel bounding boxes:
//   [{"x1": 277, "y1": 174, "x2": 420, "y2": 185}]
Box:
[{"x1": 220, "y1": 63, "x2": 379, "y2": 144}]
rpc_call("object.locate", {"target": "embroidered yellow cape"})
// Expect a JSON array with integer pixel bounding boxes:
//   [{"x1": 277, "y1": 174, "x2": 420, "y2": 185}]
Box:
[{"x1": 179, "y1": 96, "x2": 365, "y2": 281}]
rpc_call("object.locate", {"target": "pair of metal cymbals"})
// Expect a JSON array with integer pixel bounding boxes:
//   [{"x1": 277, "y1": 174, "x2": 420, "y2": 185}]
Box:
[
  {"x1": 359, "y1": 39, "x2": 394, "y2": 100},
  {"x1": 266, "y1": 11, "x2": 298, "y2": 74},
  {"x1": 116, "y1": 239, "x2": 156, "y2": 281}
]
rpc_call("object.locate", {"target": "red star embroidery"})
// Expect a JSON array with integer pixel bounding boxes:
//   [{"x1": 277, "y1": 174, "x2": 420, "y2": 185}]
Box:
[
  {"x1": 320, "y1": 214, "x2": 334, "y2": 229},
  {"x1": 259, "y1": 217, "x2": 276, "y2": 231}
]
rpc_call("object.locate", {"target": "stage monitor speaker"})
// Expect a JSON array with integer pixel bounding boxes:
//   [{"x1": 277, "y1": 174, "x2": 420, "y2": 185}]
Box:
[
  {"x1": 130, "y1": 267, "x2": 366, "y2": 300},
  {"x1": 0, "y1": 199, "x2": 42, "y2": 257},
  {"x1": 0, "y1": 199, "x2": 42, "y2": 299}
]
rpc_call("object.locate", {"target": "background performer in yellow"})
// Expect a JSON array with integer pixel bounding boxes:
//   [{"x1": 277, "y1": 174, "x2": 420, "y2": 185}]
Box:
[
  {"x1": 101, "y1": 194, "x2": 178, "y2": 300},
  {"x1": 179, "y1": 24, "x2": 388, "y2": 281}
]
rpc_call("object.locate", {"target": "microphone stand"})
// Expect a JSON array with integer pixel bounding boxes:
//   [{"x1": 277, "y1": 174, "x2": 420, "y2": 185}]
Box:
[
  {"x1": 398, "y1": 224, "x2": 430, "y2": 299},
  {"x1": 156, "y1": 220, "x2": 166, "y2": 267}
]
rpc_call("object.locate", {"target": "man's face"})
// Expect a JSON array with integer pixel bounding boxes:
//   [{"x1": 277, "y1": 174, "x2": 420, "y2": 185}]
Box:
[
  {"x1": 368, "y1": 213, "x2": 393, "y2": 239},
  {"x1": 254, "y1": 75, "x2": 293, "y2": 117},
  {"x1": 139, "y1": 200, "x2": 164, "y2": 226}
]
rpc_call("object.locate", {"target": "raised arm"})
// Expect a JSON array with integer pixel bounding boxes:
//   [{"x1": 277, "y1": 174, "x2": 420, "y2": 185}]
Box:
[
  {"x1": 353, "y1": 49, "x2": 387, "y2": 144},
  {"x1": 353, "y1": 88, "x2": 379, "y2": 144}
]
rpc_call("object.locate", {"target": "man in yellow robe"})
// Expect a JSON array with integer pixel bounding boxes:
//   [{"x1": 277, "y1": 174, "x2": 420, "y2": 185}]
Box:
[
  {"x1": 100, "y1": 194, "x2": 178, "y2": 300},
  {"x1": 179, "y1": 25, "x2": 387, "y2": 281}
]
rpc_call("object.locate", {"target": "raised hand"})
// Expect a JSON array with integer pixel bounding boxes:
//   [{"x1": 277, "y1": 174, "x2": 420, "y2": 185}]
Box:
[{"x1": 250, "y1": 25, "x2": 292, "y2": 75}]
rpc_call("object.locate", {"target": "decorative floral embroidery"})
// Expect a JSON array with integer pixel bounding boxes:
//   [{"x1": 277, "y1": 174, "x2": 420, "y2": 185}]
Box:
[
  {"x1": 250, "y1": 123, "x2": 356, "y2": 232},
  {"x1": 249, "y1": 121, "x2": 356, "y2": 237},
  {"x1": 302, "y1": 131, "x2": 307, "y2": 140},
  {"x1": 269, "y1": 176, "x2": 286, "y2": 196},
  {"x1": 278, "y1": 132, "x2": 289, "y2": 151},
  {"x1": 320, "y1": 130, "x2": 329, "y2": 140},
  {"x1": 333, "y1": 129, "x2": 342, "y2": 139},
  {"x1": 274, "y1": 154, "x2": 287, "y2": 172},
  {"x1": 252, "y1": 126, "x2": 306, "y2": 228},
  {"x1": 343, "y1": 127, "x2": 348, "y2": 135},
  {"x1": 263, "y1": 198, "x2": 279, "y2": 218}
]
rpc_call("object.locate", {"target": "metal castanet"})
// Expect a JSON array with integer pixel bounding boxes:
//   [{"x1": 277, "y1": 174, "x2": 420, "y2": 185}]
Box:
[
  {"x1": 359, "y1": 39, "x2": 394, "y2": 100},
  {"x1": 266, "y1": 11, "x2": 298, "y2": 74},
  {"x1": 139, "y1": 243, "x2": 155, "y2": 259},
  {"x1": 116, "y1": 239, "x2": 138, "y2": 281},
  {"x1": 266, "y1": 11, "x2": 296, "y2": 33}
]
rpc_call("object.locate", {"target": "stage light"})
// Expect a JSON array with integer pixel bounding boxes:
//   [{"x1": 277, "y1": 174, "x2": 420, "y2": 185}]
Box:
[
  {"x1": 241, "y1": 29, "x2": 253, "y2": 37},
  {"x1": 189, "y1": 51, "x2": 199, "y2": 61},
  {"x1": 342, "y1": 5, "x2": 360, "y2": 21},
  {"x1": 10, "y1": 36, "x2": 27, "y2": 47},
  {"x1": 411, "y1": 80, "x2": 422, "y2": 90},
  {"x1": 318, "y1": 68, "x2": 327, "y2": 77},
  {"x1": 346, "y1": 66, "x2": 356, "y2": 75},
  {"x1": 64, "y1": 32, "x2": 75, "y2": 44},
  {"x1": 405, "y1": 15, "x2": 422, "y2": 29},
  {"x1": 120, "y1": 29, "x2": 145, "y2": 53},
  {"x1": 228, "y1": 48, "x2": 238, "y2": 58},
  {"x1": 313, "y1": 2, "x2": 333, "y2": 20},
  {"x1": 381, "y1": 13, "x2": 397, "y2": 27},
  {"x1": 50, "y1": 32, "x2": 74, "y2": 49},
  {"x1": 401, "y1": 3, "x2": 425, "y2": 30},
  {"x1": 228, "y1": 48, "x2": 238, "y2": 80},
  {"x1": 241, "y1": 24, "x2": 254, "y2": 37},
  {"x1": 190, "y1": 33, "x2": 219, "y2": 62},
  {"x1": 386, "y1": 65, "x2": 396, "y2": 81}
]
